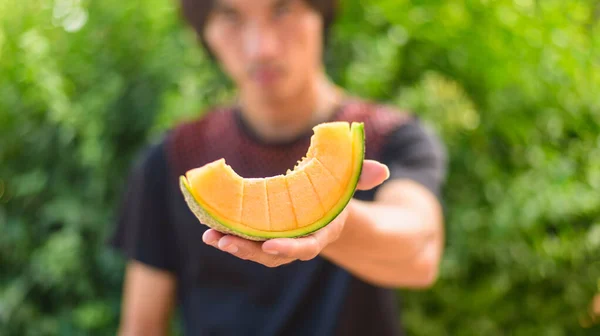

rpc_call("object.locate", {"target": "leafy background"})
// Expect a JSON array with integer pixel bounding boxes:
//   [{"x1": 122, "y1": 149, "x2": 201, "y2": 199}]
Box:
[{"x1": 1, "y1": 0, "x2": 599, "y2": 335}]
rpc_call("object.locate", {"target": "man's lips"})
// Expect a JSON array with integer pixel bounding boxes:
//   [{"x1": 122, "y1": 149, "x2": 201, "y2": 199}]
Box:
[{"x1": 250, "y1": 68, "x2": 283, "y2": 84}]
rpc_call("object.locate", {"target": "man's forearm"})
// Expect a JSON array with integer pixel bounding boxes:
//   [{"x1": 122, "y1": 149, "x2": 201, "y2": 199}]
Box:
[{"x1": 320, "y1": 198, "x2": 444, "y2": 289}]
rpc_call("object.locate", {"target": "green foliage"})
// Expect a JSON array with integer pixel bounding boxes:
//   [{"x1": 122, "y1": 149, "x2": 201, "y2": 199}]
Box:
[{"x1": 1, "y1": 0, "x2": 599, "y2": 335}]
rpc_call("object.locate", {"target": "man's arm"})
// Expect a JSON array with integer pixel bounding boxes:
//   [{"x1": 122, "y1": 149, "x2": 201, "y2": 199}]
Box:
[
  {"x1": 117, "y1": 261, "x2": 177, "y2": 336},
  {"x1": 202, "y1": 160, "x2": 444, "y2": 289},
  {"x1": 317, "y1": 117, "x2": 447, "y2": 289},
  {"x1": 201, "y1": 118, "x2": 447, "y2": 287},
  {"x1": 109, "y1": 143, "x2": 180, "y2": 335},
  {"x1": 320, "y1": 178, "x2": 444, "y2": 288}
]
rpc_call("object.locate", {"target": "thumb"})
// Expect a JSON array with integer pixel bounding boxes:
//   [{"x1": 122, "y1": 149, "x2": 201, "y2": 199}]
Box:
[{"x1": 356, "y1": 160, "x2": 390, "y2": 191}]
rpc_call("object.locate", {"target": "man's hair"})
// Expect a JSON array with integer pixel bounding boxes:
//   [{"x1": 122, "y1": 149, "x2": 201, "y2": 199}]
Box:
[{"x1": 179, "y1": 0, "x2": 338, "y2": 58}]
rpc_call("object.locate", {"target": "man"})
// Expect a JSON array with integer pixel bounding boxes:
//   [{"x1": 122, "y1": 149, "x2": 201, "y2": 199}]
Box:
[{"x1": 109, "y1": 0, "x2": 447, "y2": 335}]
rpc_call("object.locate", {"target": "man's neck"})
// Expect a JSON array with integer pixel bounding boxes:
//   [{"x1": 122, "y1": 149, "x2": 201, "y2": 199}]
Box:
[{"x1": 237, "y1": 75, "x2": 343, "y2": 144}]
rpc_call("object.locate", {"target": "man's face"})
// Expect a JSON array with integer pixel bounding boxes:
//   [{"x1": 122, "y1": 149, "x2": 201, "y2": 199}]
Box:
[{"x1": 203, "y1": 0, "x2": 324, "y2": 101}]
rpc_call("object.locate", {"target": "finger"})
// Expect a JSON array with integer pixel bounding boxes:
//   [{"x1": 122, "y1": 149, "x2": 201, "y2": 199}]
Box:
[
  {"x1": 216, "y1": 234, "x2": 295, "y2": 267},
  {"x1": 356, "y1": 160, "x2": 390, "y2": 190},
  {"x1": 262, "y1": 211, "x2": 347, "y2": 260},
  {"x1": 262, "y1": 236, "x2": 321, "y2": 261},
  {"x1": 202, "y1": 229, "x2": 225, "y2": 246}
]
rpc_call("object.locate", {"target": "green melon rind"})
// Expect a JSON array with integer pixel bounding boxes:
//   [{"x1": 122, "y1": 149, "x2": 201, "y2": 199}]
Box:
[{"x1": 179, "y1": 122, "x2": 365, "y2": 241}]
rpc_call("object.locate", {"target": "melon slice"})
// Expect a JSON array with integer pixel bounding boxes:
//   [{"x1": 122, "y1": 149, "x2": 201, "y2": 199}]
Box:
[{"x1": 180, "y1": 121, "x2": 365, "y2": 241}]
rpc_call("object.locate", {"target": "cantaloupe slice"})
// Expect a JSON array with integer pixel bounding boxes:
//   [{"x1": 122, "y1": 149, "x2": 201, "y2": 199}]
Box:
[{"x1": 179, "y1": 121, "x2": 365, "y2": 241}]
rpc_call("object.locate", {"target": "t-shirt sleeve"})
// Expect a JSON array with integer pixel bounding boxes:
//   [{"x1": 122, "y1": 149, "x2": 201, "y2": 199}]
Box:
[
  {"x1": 107, "y1": 141, "x2": 178, "y2": 273},
  {"x1": 379, "y1": 117, "x2": 448, "y2": 199}
]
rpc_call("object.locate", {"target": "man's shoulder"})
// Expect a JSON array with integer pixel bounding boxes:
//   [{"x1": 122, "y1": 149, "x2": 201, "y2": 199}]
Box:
[
  {"x1": 168, "y1": 105, "x2": 236, "y2": 139},
  {"x1": 338, "y1": 97, "x2": 418, "y2": 157},
  {"x1": 340, "y1": 97, "x2": 417, "y2": 132},
  {"x1": 161, "y1": 105, "x2": 240, "y2": 177},
  {"x1": 341, "y1": 97, "x2": 405, "y2": 112},
  {"x1": 128, "y1": 106, "x2": 235, "y2": 178}
]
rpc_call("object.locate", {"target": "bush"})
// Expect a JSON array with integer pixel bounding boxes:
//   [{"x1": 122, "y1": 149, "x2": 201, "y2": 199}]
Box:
[{"x1": 1, "y1": 0, "x2": 598, "y2": 335}]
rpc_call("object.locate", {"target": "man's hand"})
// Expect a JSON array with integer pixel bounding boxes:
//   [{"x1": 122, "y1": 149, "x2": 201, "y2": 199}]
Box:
[{"x1": 201, "y1": 160, "x2": 390, "y2": 268}]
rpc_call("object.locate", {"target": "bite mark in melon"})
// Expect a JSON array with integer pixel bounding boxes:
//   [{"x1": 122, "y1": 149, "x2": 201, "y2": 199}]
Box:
[{"x1": 179, "y1": 121, "x2": 365, "y2": 241}]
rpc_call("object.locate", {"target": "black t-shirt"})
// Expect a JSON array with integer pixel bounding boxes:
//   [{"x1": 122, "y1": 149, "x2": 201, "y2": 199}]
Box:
[{"x1": 109, "y1": 99, "x2": 447, "y2": 336}]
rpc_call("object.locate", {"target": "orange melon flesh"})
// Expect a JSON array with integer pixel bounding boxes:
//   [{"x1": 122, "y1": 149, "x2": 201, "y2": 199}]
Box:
[
  {"x1": 179, "y1": 121, "x2": 365, "y2": 241},
  {"x1": 241, "y1": 179, "x2": 269, "y2": 231},
  {"x1": 306, "y1": 121, "x2": 352, "y2": 183},
  {"x1": 266, "y1": 175, "x2": 297, "y2": 231},
  {"x1": 303, "y1": 158, "x2": 343, "y2": 212},
  {"x1": 185, "y1": 159, "x2": 243, "y2": 224},
  {"x1": 285, "y1": 168, "x2": 325, "y2": 228}
]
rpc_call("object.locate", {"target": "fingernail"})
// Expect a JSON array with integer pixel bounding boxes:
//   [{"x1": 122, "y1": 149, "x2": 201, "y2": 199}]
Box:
[
  {"x1": 264, "y1": 249, "x2": 279, "y2": 255},
  {"x1": 224, "y1": 245, "x2": 238, "y2": 254},
  {"x1": 203, "y1": 232, "x2": 216, "y2": 245}
]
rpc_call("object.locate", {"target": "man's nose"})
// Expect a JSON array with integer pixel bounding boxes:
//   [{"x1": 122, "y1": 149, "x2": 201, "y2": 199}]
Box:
[{"x1": 244, "y1": 22, "x2": 280, "y2": 61}]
